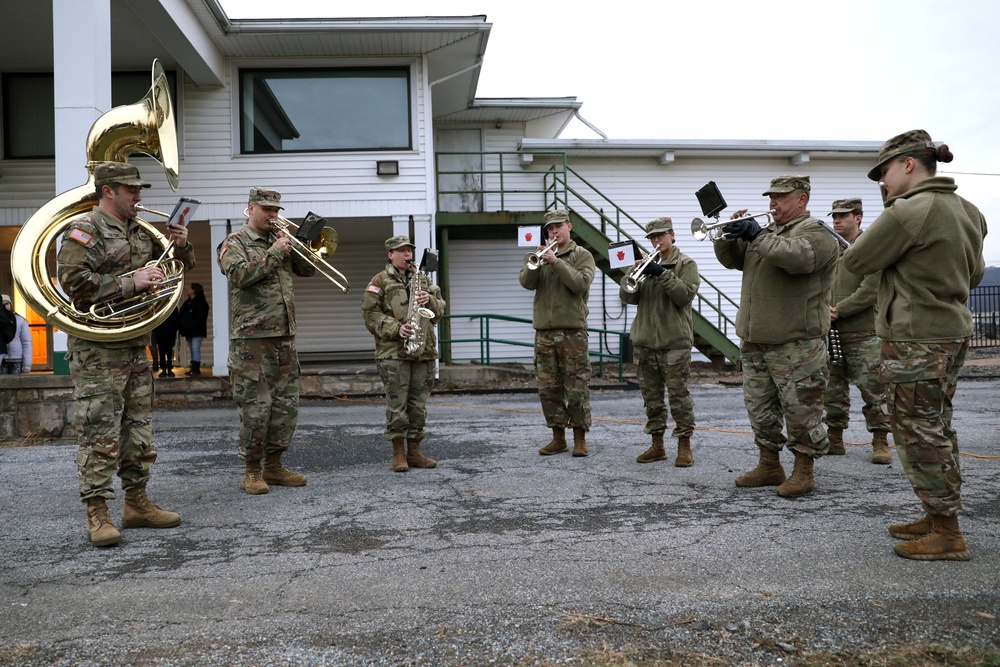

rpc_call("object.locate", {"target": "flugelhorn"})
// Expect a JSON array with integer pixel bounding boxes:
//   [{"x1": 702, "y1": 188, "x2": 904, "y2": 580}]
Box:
[
  {"x1": 526, "y1": 239, "x2": 558, "y2": 270},
  {"x1": 247, "y1": 209, "x2": 349, "y2": 292},
  {"x1": 691, "y1": 210, "x2": 775, "y2": 242},
  {"x1": 623, "y1": 250, "x2": 661, "y2": 293}
]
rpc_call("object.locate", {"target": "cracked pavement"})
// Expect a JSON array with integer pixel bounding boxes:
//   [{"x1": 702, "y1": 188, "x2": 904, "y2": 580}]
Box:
[{"x1": 1, "y1": 381, "x2": 998, "y2": 665}]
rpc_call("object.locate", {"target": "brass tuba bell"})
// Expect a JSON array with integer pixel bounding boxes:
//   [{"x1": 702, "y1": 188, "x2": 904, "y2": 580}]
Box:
[{"x1": 12, "y1": 59, "x2": 185, "y2": 342}]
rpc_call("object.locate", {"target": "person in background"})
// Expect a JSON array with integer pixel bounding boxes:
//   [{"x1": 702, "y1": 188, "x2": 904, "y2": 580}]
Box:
[
  {"x1": 57, "y1": 161, "x2": 195, "y2": 547},
  {"x1": 361, "y1": 236, "x2": 446, "y2": 472},
  {"x1": 844, "y1": 129, "x2": 987, "y2": 561},
  {"x1": 152, "y1": 307, "x2": 180, "y2": 378},
  {"x1": 619, "y1": 218, "x2": 700, "y2": 467},
  {"x1": 0, "y1": 294, "x2": 32, "y2": 374},
  {"x1": 179, "y1": 282, "x2": 209, "y2": 376},
  {"x1": 822, "y1": 198, "x2": 891, "y2": 464},
  {"x1": 218, "y1": 187, "x2": 315, "y2": 495},
  {"x1": 519, "y1": 209, "x2": 596, "y2": 457},
  {"x1": 713, "y1": 175, "x2": 840, "y2": 498}
]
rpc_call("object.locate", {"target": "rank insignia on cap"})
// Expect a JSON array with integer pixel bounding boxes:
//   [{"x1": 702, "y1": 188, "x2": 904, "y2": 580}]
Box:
[
  {"x1": 68, "y1": 229, "x2": 94, "y2": 246},
  {"x1": 366, "y1": 284, "x2": 382, "y2": 294}
]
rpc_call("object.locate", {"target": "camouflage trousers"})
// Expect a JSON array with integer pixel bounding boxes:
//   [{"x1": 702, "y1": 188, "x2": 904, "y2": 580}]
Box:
[
  {"x1": 69, "y1": 346, "x2": 156, "y2": 501},
  {"x1": 823, "y1": 331, "x2": 890, "y2": 432},
  {"x1": 229, "y1": 337, "x2": 300, "y2": 462},
  {"x1": 634, "y1": 346, "x2": 695, "y2": 438},
  {"x1": 534, "y1": 329, "x2": 592, "y2": 431},
  {"x1": 375, "y1": 359, "x2": 435, "y2": 440},
  {"x1": 741, "y1": 338, "x2": 830, "y2": 457},
  {"x1": 879, "y1": 339, "x2": 967, "y2": 516}
]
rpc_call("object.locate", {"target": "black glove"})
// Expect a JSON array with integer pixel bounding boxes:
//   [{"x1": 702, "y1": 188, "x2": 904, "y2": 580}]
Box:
[
  {"x1": 641, "y1": 260, "x2": 666, "y2": 277},
  {"x1": 722, "y1": 218, "x2": 765, "y2": 242}
]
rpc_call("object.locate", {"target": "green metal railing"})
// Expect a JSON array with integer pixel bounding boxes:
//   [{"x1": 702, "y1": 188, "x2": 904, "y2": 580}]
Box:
[
  {"x1": 439, "y1": 313, "x2": 626, "y2": 381},
  {"x1": 434, "y1": 150, "x2": 740, "y2": 364}
]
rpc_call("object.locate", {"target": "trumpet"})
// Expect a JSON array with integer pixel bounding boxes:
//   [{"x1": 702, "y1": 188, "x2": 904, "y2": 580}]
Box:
[
  {"x1": 525, "y1": 239, "x2": 559, "y2": 270},
  {"x1": 691, "y1": 210, "x2": 775, "y2": 242},
  {"x1": 87, "y1": 203, "x2": 185, "y2": 322},
  {"x1": 623, "y1": 250, "x2": 661, "y2": 293},
  {"x1": 245, "y1": 208, "x2": 350, "y2": 292}
]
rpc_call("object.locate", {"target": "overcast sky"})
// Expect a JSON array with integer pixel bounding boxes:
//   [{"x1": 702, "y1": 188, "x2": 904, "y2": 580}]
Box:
[{"x1": 220, "y1": 0, "x2": 1000, "y2": 265}]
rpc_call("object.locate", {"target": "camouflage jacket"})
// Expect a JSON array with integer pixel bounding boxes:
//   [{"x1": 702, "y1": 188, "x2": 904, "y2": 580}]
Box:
[
  {"x1": 843, "y1": 177, "x2": 987, "y2": 342},
  {"x1": 217, "y1": 223, "x2": 316, "y2": 339},
  {"x1": 518, "y1": 240, "x2": 595, "y2": 330},
  {"x1": 830, "y1": 230, "x2": 880, "y2": 334},
  {"x1": 57, "y1": 205, "x2": 196, "y2": 352},
  {"x1": 714, "y1": 212, "x2": 839, "y2": 344},
  {"x1": 619, "y1": 245, "x2": 700, "y2": 350},
  {"x1": 361, "y1": 263, "x2": 445, "y2": 360}
]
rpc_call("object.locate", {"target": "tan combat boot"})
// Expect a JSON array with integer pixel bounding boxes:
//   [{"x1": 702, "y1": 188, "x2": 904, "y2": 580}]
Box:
[
  {"x1": 735, "y1": 446, "x2": 786, "y2": 487},
  {"x1": 406, "y1": 437, "x2": 437, "y2": 469},
  {"x1": 674, "y1": 436, "x2": 693, "y2": 468},
  {"x1": 871, "y1": 431, "x2": 892, "y2": 465},
  {"x1": 572, "y1": 427, "x2": 589, "y2": 457},
  {"x1": 538, "y1": 427, "x2": 568, "y2": 456},
  {"x1": 893, "y1": 514, "x2": 971, "y2": 561},
  {"x1": 827, "y1": 427, "x2": 845, "y2": 455},
  {"x1": 636, "y1": 433, "x2": 667, "y2": 464},
  {"x1": 777, "y1": 451, "x2": 815, "y2": 498},
  {"x1": 392, "y1": 437, "x2": 409, "y2": 472},
  {"x1": 122, "y1": 487, "x2": 181, "y2": 528},
  {"x1": 86, "y1": 498, "x2": 121, "y2": 547},
  {"x1": 240, "y1": 460, "x2": 270, "y2": 495},
  {"x1": 888, "y1": 514, "x2": 933, "y2": 540},
  {"x1": 263, "y1": 451, "x2": 307, "y2": 486}
]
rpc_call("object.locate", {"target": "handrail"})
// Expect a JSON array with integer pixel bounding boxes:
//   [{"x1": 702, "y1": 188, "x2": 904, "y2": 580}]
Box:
[
  {"x1": 434, "y1": 150, "x2": 739, "y2": 360},
  {"x1": 439, "y1": 313, "x2": 626, "y2": 381}
]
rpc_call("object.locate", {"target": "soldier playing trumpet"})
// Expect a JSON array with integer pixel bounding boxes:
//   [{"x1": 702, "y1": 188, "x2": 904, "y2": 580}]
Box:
[{"x1": 620, "y1": 218, "x2": 700, "y2": 466}]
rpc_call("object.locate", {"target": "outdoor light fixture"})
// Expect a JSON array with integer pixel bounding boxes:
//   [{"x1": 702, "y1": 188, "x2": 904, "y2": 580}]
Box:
[{"x1": 376, "y1": 160, "x2": 399, "y2": 176}]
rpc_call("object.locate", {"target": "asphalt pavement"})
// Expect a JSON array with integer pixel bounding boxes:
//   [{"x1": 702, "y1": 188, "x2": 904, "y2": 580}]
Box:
[{"x1": 1, "y1": 380, "x2": 998, "y2": 666}]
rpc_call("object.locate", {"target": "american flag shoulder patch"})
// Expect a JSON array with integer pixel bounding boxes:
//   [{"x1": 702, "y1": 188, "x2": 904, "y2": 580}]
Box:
[
  {"x1": 68, "y1": 229, "x2": 94, "y2": 246},
  {"x1": 218, "y1": 245, "x2": 228, "y2": 261},
  {"x1": 366, "y1": 284, "x2": 382, "y2": 294}
]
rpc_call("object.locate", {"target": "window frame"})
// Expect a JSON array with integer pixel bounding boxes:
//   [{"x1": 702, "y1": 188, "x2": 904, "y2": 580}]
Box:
[{"x1": 236, "y1": 64, "x2": 414, "y2": 156}]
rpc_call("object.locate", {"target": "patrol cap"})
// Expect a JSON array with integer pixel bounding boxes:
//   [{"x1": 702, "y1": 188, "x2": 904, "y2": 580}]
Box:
[
  {"x1": 867, "y1": 129, "x2": 936, "y2": 181},
  {"x1": 645, "y1": 217, "x2": 674, "y2": 237},
  {"x1": 1, "y1": 294, "x2": 10, "y2": 305},
  {"x1": 829, "y1": 198, "x2": 863, "y2": 215},
  {"x1": 762, "y1": 175, "x2": 811, "y2": 196},
  {"x1": 542, "y1": 209, "x2": 571, "y2": 232},
  {"x1": 93, "y1": 161, "x2": 151, "y2": 189},
  {"x1": 385, "y1": 235, "x2": 415, "y2": 252},
  {"x1": 248, "y1": 187, "x2": 284, "y2": 210}
]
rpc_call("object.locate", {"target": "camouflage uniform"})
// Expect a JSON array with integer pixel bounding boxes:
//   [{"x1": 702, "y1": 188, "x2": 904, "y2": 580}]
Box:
[
  {"x1": 619, "y1": 223, "x2": 700, "y2": 438},
  {"x1": 361, "y1": 241, "x2": 446, "y2": 440},
  {"x1": 218, "y1": 207, "x2": 315, "y2": 462},
  {"x1": 822, "y1": 203, "x2": 889, "y2": 434},
  {"x1": 845, "y1": 129, "x2": 988, "y2": 517},
  {"x1": 518, "y1": 212, "x2": 596, "y2": 431},
  {"x1": 57, "y1": 178, "x2": 196, "y2": 502},
  {"x1": 714, "y1": 175, "x2": 840, "y2": 458}
]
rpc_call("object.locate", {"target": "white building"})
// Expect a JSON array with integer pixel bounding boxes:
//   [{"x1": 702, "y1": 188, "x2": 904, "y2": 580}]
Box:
[{"x1": 0, "y1": 0, "x2": 883, "y2": 374}]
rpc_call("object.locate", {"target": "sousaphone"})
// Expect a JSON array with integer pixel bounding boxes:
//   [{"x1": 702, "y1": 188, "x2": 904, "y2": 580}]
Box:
[{"x1": 11, "y1": 59, "x2": 184, "y2": 342}]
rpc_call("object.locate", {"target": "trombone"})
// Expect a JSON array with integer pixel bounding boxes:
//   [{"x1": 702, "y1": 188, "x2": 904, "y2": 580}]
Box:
[
  {"x1": 691, "y1": 210, "x2": 775, "y2": 242},
  {"x1": 87, "y1": 203, "x2": 185, "y2": 322},
  {"x1": 245, "y1": 208, "x2": 350, "y2": 293},
  {"x1": 622, "y1": 249, "x2": 661, "y2": 293},
  {"x1": 525, "y1": 239, "x2": 558, "y2": 270}
]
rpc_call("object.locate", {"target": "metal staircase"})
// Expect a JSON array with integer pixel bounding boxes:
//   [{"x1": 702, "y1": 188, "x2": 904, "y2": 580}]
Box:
[{"x1": 435, "y1": 151, "x2": 740, "y2": 366}]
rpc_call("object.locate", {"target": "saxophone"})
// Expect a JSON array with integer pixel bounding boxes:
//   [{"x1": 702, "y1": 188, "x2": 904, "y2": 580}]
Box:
[{"x1": 403, "y1": 261, "x2": 435, "y2": 357}]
